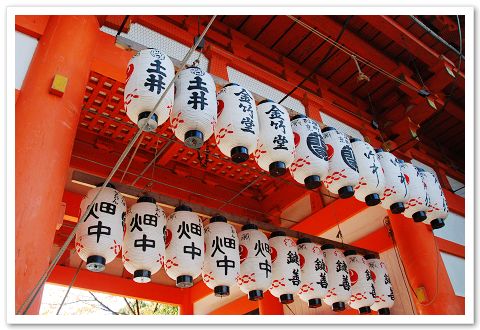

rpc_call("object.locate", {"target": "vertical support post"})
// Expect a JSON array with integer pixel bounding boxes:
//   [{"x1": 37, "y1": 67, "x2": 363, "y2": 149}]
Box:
[
  {"x1": 15, "y1": 15, "x2": 99, "y2": 314},
  {"x1": 258, "y1": 291, "x2": 284, "y2": 315},
  {"x1": 205, "y1": 45, "x2": 230, "y2": 81}
]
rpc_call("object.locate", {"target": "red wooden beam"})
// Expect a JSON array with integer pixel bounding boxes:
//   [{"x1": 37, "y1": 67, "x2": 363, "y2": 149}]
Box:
[
  {"x1": 435, "y1": 237, "x2": 465, "y2": 258},
  {"x1": 190, "y1": 281, "x2": 212, "y2": 303},
  {"x1": 15, "y1": 15, "x2": 49, "y2": 39},
  {"x1": 350, "y1": 226, "x2": 393, "y2": 253},
  {"x1": 209, "y1": 295, "x2": 258, "y2": 315}
]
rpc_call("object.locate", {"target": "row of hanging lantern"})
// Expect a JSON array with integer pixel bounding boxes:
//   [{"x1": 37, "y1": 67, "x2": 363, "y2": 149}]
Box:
[
  {"x1": 123, "y1": 48, "x2": 448, "y2": 230},
  {"x1": 75, "y1": 188, "x2": 395, "y2": 314}
]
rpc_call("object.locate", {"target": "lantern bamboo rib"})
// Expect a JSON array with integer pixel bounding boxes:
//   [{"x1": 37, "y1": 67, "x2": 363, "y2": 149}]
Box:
[{"x1": 16, "y1": 15, "x2": 218, "y2": 315}]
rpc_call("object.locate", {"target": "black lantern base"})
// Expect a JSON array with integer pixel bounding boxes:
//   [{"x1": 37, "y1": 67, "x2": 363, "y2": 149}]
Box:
[
  {"x1": 133, "y1": 269, "x2": 151, "y2": 283},
  {"x1": 365, "y1": 193, "x2": 381, "y2": 206},
  {"x1": 332, "y1": 301, "x2": 346, "y2": 312},
  {"x1": 248, "y1": 290, "x2": 263, "y2": 301},
  {"x1": 280, "y1": 294, "x2": 294, "y2": 304},
  {"x1": 378, "y1": 308, "x2": 391, "y2": 315},
  {"x1": 308, "y1": 298, "x2": 322, "y2": 308},
  {"x1": 176, "y1": 275, "x2": 193, "y2": 288},
  {"x1": 214, "y1": 285, "x2": 230, "y2": 297},
  {"x1": 86, "y1": 255, "x2": 106, "y2": 272},
  {"x1": 390, "y1": 202, "x2": 405, "y2": 214},
  {"x1": 359, "y1": 306, "x2": 371, "y2": 314},
  {"x1": 184, "y1": 130, "x2": 204, "y2": 149},
  {"x1": 430, "y1": 218, "x2": 445, "y2": 230},
  {"x1": 338, "y1": 186, "x2": 354, "y2": 199},
  {"x1": 138, "y1": 111, "x2": 159, "y2": 132},
  {"x1": 231, "y1": 146, "x2": 249, "y2": 163},
  {"x1": 304, "y1": 175, "x2": 321, "y2": 190},
  {"x1": 412, "y1": 211, "x2": 427, "y2": 222},
  {"x1": 269, "y1": 161, "x2": 287, "y2": 177}
]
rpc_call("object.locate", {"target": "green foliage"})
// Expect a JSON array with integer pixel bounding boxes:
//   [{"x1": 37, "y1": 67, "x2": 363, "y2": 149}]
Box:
[{"x1": 118, "y1": 298, "x2": 178, "y2": 315}]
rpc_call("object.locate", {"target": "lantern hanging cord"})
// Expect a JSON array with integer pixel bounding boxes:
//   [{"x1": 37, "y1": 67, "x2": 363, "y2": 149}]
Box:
[
  {"x1": 56, "y1": 260, "x2": 84, "y2": 315},
  {"x1": 120, "y1": 131, "x2": 145, "y2": 184},
  {"x1": 16, "y1": 14, "x2": 217, "y2": 315}
]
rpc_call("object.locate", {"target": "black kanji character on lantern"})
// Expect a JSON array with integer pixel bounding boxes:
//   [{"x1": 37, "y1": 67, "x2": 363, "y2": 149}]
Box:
[
  {"x1": 240, "y1": 116, "x2": 255, "y2": 134},
  {"x1": 266, "y1": 105, "x2": 286, "y2": 134},
  {"x1": 273, "y1": 135, "x2": 288, "y2": 150},
  {"x1": 134, "y1": 234, "x2": 155, "y2": 252},
  {"x1": 143, "y1": 214, "x2": 158, "y2": 227},
  {"x1": 85, "y1": 203, "x2": 100, "y2": 221},
  {"x1": 288, "y1": 269, "x2": 301, "y2": 286},
  {"x1": 211, "y1": 236, "x2": 225, "y2": 257},
  {"x1": 217, "y1": 255, "x2": 236, "y2": 276},
  {"x1": 144, "y1": 60, "x2": 167, "y2": 94},
  {"x1": 336, "y1": 260, "x2": 348, "y2": 273},
  {"x1": 339, "y1": 274, "x2": 351, "y2": 291},
  {"x1": 254, "y1": 240, "x2": 269, "y2": 257},
  {"x1": 365, "y1": 269, "x2": 372, "y2": 281},
  {"x1": 287, "y1": 251, "x2": 299, "y2": 265},
  {"x1": 235, "y1": 88, "x2": 254, "y2": 117},
  {"x1": 130, "y1": 214, "x2": 143, "y2": 232},
  {"x1": 369, "y1": 283, "x2": 376, "y2": 299},
  {"x1": 384, "y1": 273, "x2": 391, "y2": 285},
  {"x1": 177, "y1": 221, "x2": 202, "y2": 239},
  {"x1": 387, "y1": 287, "x2": 395, "y2": 301},
  {"x1": 188, "y1": 91, "x2": 208, "y2": 110},
  {"x1": 184, "y1": 242, "x2": 202, "y2": 260},
  {"x1": 163, "y1": 226, "x2": 167, "y2": 242},
  {"x1": 315, "y1": 258, "x2": 326, "y2": 272},
  {"x1": 224, "y1": 237, "x2": 236, "y2": 249},
  {"x1": 234, "y1": 88, "x2": 253, "y2": 103},
  {"x1": 259, "y1": 259, "x2": 271, "y2": 278},
  {"x1": 317, "y1": 273, "x2": 328, "y2": 289},
  {"x1": 87, "y1": 221, "x2": 111, "y2": 243},
  {"x1": 399, "y1": 174, "x2": 408, "y2": 197},
  {"x1": 85, "y1": 202, "x2": 116, "y2": 222},
  {"x1": 187, "y1": 76, "x2": 208, "y2": 92}
]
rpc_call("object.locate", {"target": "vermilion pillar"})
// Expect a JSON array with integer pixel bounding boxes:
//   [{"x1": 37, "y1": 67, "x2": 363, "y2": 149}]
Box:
[
  {"x1": 388, "y1": 212, "x2": 463, "y2": 314},
  {"x1": 15, "y1": 15, "x2": 99, "y2": 314},
  {"x1": 258, "y1": 291, "x2": 284, "y2": 315}
]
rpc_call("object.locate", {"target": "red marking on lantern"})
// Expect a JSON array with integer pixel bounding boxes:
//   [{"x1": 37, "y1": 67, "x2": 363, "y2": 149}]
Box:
[
  {"x1": 125, "y1": 64, "x2": 134, "y2": 84},
  {"x1": 326, "y1": 144, "x2": 334, "y2": 160},
  {"x1": 299, "y1": 253, "x2": 305, "y2": 269},
  {"x1": 165, "y1": 257, "x2": 178, "y2": 269},
  {"x1": 122, "y1": 250, "x2": 130, "y2": 262},
  {"x1": 239, "y1": 244, "x2": 248, "y2": 264},
  {"x1": 237, "y1": 273, "x2": 256, "y2": 285},
  {"x1": 349, "y1": 269, "x2": 358, "y2": 286},
  {"x1": 270, "y1": 246, "x2": 278, "y2": 263},
  {"x1": 293, "y1": 132, "x2": 300, "y2": 147},
  {"x1": 404, "y1": 174, "x2": 410, "y2": 184},
  {"x1": 203, "y1": 272, "x2": 215, "y2": 283},
  {"x1": 370, "y1": 270, "x2": 376, "y2": 282},
  {"x1": 323, "y1": 169, "x2": 347, "y2": 188},
  {"x1": 165, "y1": 228, "x2": 172, "y2": 248},
  {"x1": 217, "y1": 99, "x2": 224, "y2": 117},
  {"x1": 109, "y1": 239, "x2": 121, "y2": 255}
]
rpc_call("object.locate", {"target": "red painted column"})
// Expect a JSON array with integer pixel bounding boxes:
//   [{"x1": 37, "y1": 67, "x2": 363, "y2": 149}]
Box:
[
  {"x1": 15, "y1": 15, "x2": 99, "y2": 314},
  {"x1": 388, "y1": 212, "x2": 464, "y2": 314},
  {"x1": 258, "y1": 291, "x2": 284, "y2": 315}
]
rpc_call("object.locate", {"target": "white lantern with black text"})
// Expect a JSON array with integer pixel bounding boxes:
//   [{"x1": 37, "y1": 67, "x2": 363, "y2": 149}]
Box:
[
  {"x1": 321, "y1": 127, "x2": 360, "y2": 198},
  {"x1": 365, "y1": 255, "x2": 395, "y2": 315},
  {"x1": 164, "y1": 205, "x2": 205, "y2": 287},
  {"x1": 202, "y1": 216, "x2": 240, "y2": 297},
  {"x1": 420, "y1": 170, "x2": 448, "y2": 230},
  {"x1": 322, "y1": 244, "x2": 352, "y2": 312},
  {"x1": 400, "y1": 162, "x2": 429, "y2": 223},
  {"x1": 237, "y1": 224, "x2": 273, "y2": 301},
  {"x1": 255, "y1": 100, "x2": 295, "y2": 177},
  {"x1": 268, "y1": 231, "x2": 301, "y2": 304},
  {"x1": 124, "y1": 49, "x2": 175, "y2": 131},
  {"x1": 122, "y1": 196, "x2": 166, "y2": 283},
  {"x1": 350, "y1": 139, "x2": 385, "y2": 206},
  {"x1": 75, "y1": 183, "x2": 126, "y2": 272},
  {"x1": 171, "y1": 67, "x2": 217, "y2": 149},
  {"x1": 296, "y1": 238, "x2": 328, "y2": 308},
  {"x1": 290, "y1": 115, "x2": 329, "y2": 189},
  {"x1": 215, "y1": 83, "x2": 259, "y2": 163},
  {"x1": 344, "y1": 250, "x2": 376, "y2": 314},
  {"x1": 376, "y1": 149, "x2": 409, "y2": 214}
]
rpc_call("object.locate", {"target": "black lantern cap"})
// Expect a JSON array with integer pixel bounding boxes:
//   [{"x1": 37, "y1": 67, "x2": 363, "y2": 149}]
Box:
[
  {"x1": 378, "y1": 308, "x2": 391, "y2": 315},
  {"x1": 214, "y1": 285, "x2": 230, "y2": 297},
  {"x1": 364, "y1": 254, "x2": 378, "y2": 260},
  {"x1": 269, "y1": 161, "x2": 287, "y2": 177},
  {"x1": 96, "y1": 182, "x2": 116, "y2": 189},
  {"x1": 343, "y1": 249, "x2": 357, "y2": 257},
  {"x1": 242, "y1": 223, "x2": 258, "y2": 231},
  {"x1": 248, "y1": 290, "x2": 263, "y2": 301},
  {"x1": 365, "y1": 193, "x2": 381, "y2": 206},
  {"x1": 321, "y1": 243, "x2": 335, "y2": 250},
  {"x1": 280, "y1": 294, "x2": 294, "y2": 304},
  {"x1": 231, "y1": 146, "x2": 249, "y2": 163},
  {"x1": 184, "y1": 130, "x2": 204, "y2": 149},
  {"x1": 176, "y1": 275, "x2": 193, "y2": 288},
  {"x1": 304, "y1": 175, "x2": 321, "y2": 190},
  {"x1": 137, "y1": 195, "x2": 156, "y2": 204},
  {"x1": 430, "y1": 218, "x2": 445, "y2": 230},
  {"x1": 210, "y1": 215, "x2": 227, "y2": 223},
  {"x1": 291, "y1": 114, "x2": 307, "y2": 121},
  {"x1": 349, "y1": 138, "x2": 362, "y2": 143},
  {"x1": 258, "y1": 99, "x2": 274, "y2": 105},
  {"x1": 223, "y1": 82, "x2": 239, "y2": 88},
  {"x1": 338, "y1": 186, "x2": 355, "y2": 199},
  {"x1": 175, "y1": 204, "x2": 192, "y2": 212},
  {"x1": 297, "y1": 237, "x2": 312, "y2": 245},
  {"x1": 375, "y1": 148, "x2": 384, "y2": 153},
  {"x1": 86, "y1": 255, "x2": 106, "y2": 272},
  {"x1": 390, "y1": 202, "x2": 405, "y2": 214},
  {"x1": 321, "y1": 126, "x2": 336, "y2": 133},
  {"x1": 308, "y1": 298, "x2": 322, "y2": 308},
  {"x1": 269, "y1": 231, "x2": 286, "y2": 238},
  {"x1": 359, "y1": 306, "x2": 372, "y2": 314},
  {"x1": 133, "y1": 270, "x2": 151, "y2": 283},
  {"x1": 413, "y1": 211, "x2": 427, "y2": 222},
  {"x1": 332, "y1": 302, "x2": 346, "y2": 312}
]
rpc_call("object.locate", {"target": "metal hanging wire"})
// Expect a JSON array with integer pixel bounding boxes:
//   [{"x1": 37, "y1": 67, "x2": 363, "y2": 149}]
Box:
[{"x1": 56, "y1": 261, "x2": 84, "y2": 315}]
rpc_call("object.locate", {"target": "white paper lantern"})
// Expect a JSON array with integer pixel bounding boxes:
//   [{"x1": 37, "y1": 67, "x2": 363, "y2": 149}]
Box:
[
  {"x1": 124, "y1": 49, "x2": 175, "y2": 132},
  {"x1": 290, "y1": 115, "x2": 329, "y2": 189},
  {"x1": 296, "y1": 238, "x2": 328, "y2": 308},
  {"x1": 164, "y1": 205, "x2": 205, "y2": 287},
  {"x1": 420, "y1": 170, "x2": 449, "y2": 230},
  {"x1": 75, "y1": 183, "x2": 126, "y2": 272},
  {"x1": 322, "y1": 244, "x2": 352, "y2": 312},
  {"x1": 254, "y1": 100, "x2": 295, "y2": 177},
  {"x1": 237, "y1": 224, "x2": 273, "y2": 301},
  {"x1": 321, "y1": 127, "x2": 360, "y2": 198},
  {"x1": 350, "y1": 139, "x2": 385, "y2": 206},
  {"x1": 202, "y1": 215, "x2": 240, "y2": 297},
  {"x1": 215, "y1": 83, "x2": 259, "y2": 163},
  {"x1": 365, "y1": 255, "x2": 395, "y2": 315},
  {"x1": 376, "y1": 149, "x2": 409, "y2": 214},
  {"x1": 122, "y1": 196, "x2": 166, "y2": 283},
  {"x1": 400, "y1": 162, "x2": 429, "y2": 223},
  {"x1": 344, "y1": 250, "x2": 376, "y2": 314},
  {"x1": 170, "y1": 67, "x2": 217, "y2": 149},
  {"x1": 268, "y1": 231, "x2": 302, "y2": 304}
]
